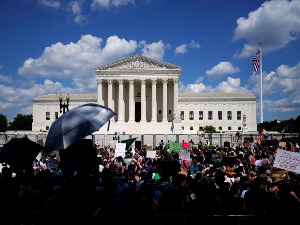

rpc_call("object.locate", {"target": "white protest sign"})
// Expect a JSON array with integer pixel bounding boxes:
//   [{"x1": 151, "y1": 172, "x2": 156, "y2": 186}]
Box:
[
  {"x1": 179, "y1": 150, "x2": 191, "y2": 160},
  {"x1": 146, "y1": 150, "x2": 157, "y2": 158},
  {"x1": 273, "y1": 148, "x2": 300, "y2": 173},
  {"x1": 114, "y1": 143, "x2": 126, "y2": 158}
]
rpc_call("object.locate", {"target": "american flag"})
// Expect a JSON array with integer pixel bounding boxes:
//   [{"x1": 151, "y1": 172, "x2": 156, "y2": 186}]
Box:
[{"x1": 252, "y1": 50, "x2": 260, "y2": 72}]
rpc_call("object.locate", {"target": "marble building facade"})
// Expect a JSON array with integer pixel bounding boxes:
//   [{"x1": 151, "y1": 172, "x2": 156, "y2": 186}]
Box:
[{"x1": 31, "y1": 55, "x2": 257, "y2": 146}]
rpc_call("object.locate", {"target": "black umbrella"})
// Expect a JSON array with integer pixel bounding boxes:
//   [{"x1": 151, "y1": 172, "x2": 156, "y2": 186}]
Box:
[{"x1": 0, "y1": 137, "x2": 43, "y2": 170}]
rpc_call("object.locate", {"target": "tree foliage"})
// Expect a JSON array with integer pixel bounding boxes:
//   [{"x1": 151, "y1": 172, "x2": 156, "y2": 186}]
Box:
[
  {"x1": 0, "y1": 114, "x2": 8, "y2": 132},
  {"x1": 258, "y1": 116, "x2": 300, "y2": 134},
  {"x1": 8, "y1": 114, "x2": 33, "y2": 130},
  {"x1": 258, "y1": 116, "x2": 300, "y2": 145},
  {"x1": 203, "y1": 125, "x2": 217, "y2": 133}
]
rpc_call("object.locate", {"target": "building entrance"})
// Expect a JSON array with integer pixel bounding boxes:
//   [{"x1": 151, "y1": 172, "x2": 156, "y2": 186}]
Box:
[{"x1": 135, "y1": 102, "x2": 141, "y2": 122}]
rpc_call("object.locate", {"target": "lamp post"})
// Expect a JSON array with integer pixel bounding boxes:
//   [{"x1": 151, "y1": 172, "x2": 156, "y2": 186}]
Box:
[
  {"x1": 59, "y1": 93, "x2": 70, "y2": 114},
  {"x1": 242, "y1": 114, "x2": 247, "y2": 143}
]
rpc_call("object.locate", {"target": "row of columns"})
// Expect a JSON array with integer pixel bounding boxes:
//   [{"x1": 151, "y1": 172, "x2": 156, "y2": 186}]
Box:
[{"x1": 97, "y1": 78, "x2": 179, "y2": 122}]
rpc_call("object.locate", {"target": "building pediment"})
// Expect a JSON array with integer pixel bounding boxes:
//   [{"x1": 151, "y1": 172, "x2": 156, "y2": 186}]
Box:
[{"x1": 95, "y1": 54, "x2": 181, "y2": 71}]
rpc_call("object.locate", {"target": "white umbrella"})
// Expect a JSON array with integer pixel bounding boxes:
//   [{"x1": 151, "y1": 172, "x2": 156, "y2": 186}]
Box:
[{"x1": 44, "y1": 103, "x2": 116, "y2": 152}]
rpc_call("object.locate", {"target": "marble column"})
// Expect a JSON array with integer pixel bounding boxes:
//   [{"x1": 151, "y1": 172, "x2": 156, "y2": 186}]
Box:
[
  {"x1": 173, "y1": 78, "x2": 179, "y2": 116},
  {"x1": 141, "y1": 78, "x2": 146, "y2": 122},
  {"x1": 96, "y1": 79, "x2": 103, "y2": 106},
  {"x1": 151, "y1": 79, "x2": 157, "y2": 122},
  {"x1": 107, "y1": 79, "x2": 113, "y2": 109},
  {"x1": 162, "y1": 78, "x2": 168, "y2": 122},
  {"x1": 118, "y1": 79, "x2": 124, "y2": 121},
  {"x1": 129, "y1": 79, "x2": 135, "y2": 122}
]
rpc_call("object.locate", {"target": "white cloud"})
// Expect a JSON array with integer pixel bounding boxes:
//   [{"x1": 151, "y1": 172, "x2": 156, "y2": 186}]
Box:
[
  {"x1": 195, "y1": 76, "x2": 204, "y2": 84},
  {"x1": 67, "y1": 0, "x2": 88, "y2": 25},
  {"x1": 101, "y1": 35, "x2": 137, "y2": 60},
  {"x1": 174, "y1": 40, "x2": 200, "y2": 55},
  {"x1": 37, "y1": 0, "x2": 61, "y2": 9},
  {"x1": 0, "y1": 78, "x2": 68, "y2": 116},
  {"x1": 247, "y1": 61, "x2": 300, "y2": 118},
  {"x1": 213, "y1": 77, "x2": 247, "y2": 93},
  {"x1": 0, "y1": 75, "x2": 13, "y2": 84},
  {"x1": 178, "y1": 81, "x2": 210, "y2": 93},
  {"x1": 91, "y1": 0, "x2": 135, "y2": 10},
  {"x1": 139, "y1": 40, "x2": 165, "y2": 60},
  {"x1": 206, "y1": 62, "x2": 240, "y2": 79},
  {"x1": 175, "y1": 44, "x2": 187, "y2": 55},
  {"x1": 188, "y1": 40, "x2": 200, "y2": 49},
  {"x1": 18, "y1": 35, "x2": 138, "y2": 93},
  {"x1": 276, "y1": 61, "x2": 300, "y2": 79},
  {"x1": 233, "y1": 0, "x2": 300, "y2": 58}
]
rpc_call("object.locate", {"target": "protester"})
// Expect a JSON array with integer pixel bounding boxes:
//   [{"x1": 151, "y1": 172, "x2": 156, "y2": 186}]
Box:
[{"x1": 1, "y1": 140, "x2": 300, "y2": 225}]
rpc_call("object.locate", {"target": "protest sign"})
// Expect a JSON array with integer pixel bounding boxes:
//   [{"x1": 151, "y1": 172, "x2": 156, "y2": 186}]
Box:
[
  {"x1": 179, "y1": 150, "x2": 190, "y2": 160},
  {"x1": 114, "y1": 143, "x2": 126, "y2": 158},
  {"x1": 146, "y1": 150, "x2": 157, "y2": 158},
  {"x1": 273, "y1": 148, "x2": 300, "y2": 173}
]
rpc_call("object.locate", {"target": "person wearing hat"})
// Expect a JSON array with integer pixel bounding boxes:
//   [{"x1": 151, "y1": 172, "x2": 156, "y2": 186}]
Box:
[
  {"x1": 243, "y1": 174, "x2": 274, "y2": 218},
  {"x1": 224, "y1": 166, "x2": 236, "y2": 186},
  {"x1": 270, "y1": 173, "x2": 300, "y2": 217}
]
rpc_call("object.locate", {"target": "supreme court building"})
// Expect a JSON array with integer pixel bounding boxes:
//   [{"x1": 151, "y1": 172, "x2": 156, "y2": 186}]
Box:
[{"x1": 32, "y1": 55, "x2": 257, "y2": 140}]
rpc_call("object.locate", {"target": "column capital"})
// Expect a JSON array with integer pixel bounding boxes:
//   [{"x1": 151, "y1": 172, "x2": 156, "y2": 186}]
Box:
[
  {"x1": 162, "y1": 78, "x2": 168, "y2": 84},
  {"x1": 107, "y1": 79, "x2": 113, "y2": 84},
  {"x1": 141, "y1": 78, "x2": 146, "y2": 85},
  {"x1": 129, "y1": 79, "x2": 135, "y2": 85},
  {"x1": 151, "y1": 79, "x2": 157, "y2": 85},
  {"x1": 96, "y1": 79, "x2": 103, "y2": 84},
  {"x1": 173, "y1": 78, "x2": 179, "y2": 84},
  {"x1": 118, "y1": 79, "x2": 124, "y2": 85}
]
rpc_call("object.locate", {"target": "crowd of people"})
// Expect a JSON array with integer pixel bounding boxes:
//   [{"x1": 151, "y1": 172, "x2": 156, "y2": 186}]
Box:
[{"x1": 0, "y1": 139, "x2": 300, "y2": 225}]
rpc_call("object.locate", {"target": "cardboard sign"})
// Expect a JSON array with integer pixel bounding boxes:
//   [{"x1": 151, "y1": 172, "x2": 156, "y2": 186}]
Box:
[
  {"x1": 279, "y1": 142, "x2": 286, "y2": 148},
  {"x1": 273, "y1": 148, "x2": 300, "y2": 173}
]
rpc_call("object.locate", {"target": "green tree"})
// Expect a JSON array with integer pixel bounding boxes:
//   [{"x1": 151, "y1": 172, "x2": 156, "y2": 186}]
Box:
[
  {"x1": 203, "y1": 125, "x2": 217, "y2": 133},
  {"x1": 8, "y1": 114, "x2": 32, "y2": 130},
  {"x1": 0, "y1": 114, "x2": 8, "y2": 132}
]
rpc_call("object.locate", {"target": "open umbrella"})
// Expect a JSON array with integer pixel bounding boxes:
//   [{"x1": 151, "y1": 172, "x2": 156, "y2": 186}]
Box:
[
  {"x1": 0, "y1": 137, "x2": 43, "y2": 170},
  {"x1": 44, "y1": 103, "x2": 116, "y2": 152}
]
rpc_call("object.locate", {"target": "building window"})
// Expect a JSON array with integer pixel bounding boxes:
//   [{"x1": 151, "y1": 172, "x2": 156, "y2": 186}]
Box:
[
  {"x1": 190, "y1": 126, "x2": 193, "y2": 130},
  {"x1": 199, "y1": 111, "x2": 203, "y2": 120},
  {"x1": 218, "y1": 111, "x2": 222, "y2": 120},
  {"x1": 219, "y1": 126, "x2": 222, "y2": 131},
  {"x1": 238, "y1": 126, "x2": 241, "y2": 130},
  {"x1": 227, "y1": 111, "x2": 232, "y2": 120},
  {"x1": 180, "y1": 111, "x2": 184, "y2": 120},
  {"x1": 199, "y1": 126, "x2": 204, "y2": 131},
  {"x1": 228, "y1": 126, "x2": 232, "y2": 130},
  {"x1": 237, "y1": 111, "x2": 241, "y2": 120},
  {"x1": 189, "y1": 111, "x2": 194, "y2": 120},
  {"x1": 46, "y1": 126, "x2": 49, "y2": 130},
  {"x1": 55, "y1": 112, "x2": 58, "y2": 119},
  {"x1": 169, "y1": 110, "x2": 171, "y2": 114},
  {"x1": 208, "y1": 111, "x2": 213, "y2": 120},
  {"x1": 46, "y1": 112, "x2": 50, "y2": 120},
  {"x1": 159, "y1": 110, "x2": 161, "y2": 114}
]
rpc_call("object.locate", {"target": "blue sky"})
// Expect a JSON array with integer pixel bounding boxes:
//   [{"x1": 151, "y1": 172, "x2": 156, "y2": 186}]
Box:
[{"x1": 0, "y1": 0, "x2": 299, "y2": 123}]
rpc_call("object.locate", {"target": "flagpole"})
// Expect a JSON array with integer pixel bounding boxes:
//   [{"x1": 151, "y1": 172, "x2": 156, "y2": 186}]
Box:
[{"x1": 259, "y1": 42, "x2": 263, "y2": 123}]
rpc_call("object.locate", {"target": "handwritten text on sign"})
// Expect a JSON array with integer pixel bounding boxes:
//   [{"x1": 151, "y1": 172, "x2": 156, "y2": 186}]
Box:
[{"x1": 273, "y1": 149, "x2": 300, "y2": 173}]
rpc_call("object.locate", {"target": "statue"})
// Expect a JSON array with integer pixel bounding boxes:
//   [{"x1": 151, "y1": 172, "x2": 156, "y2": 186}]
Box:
[{"x1": 173, "y1": 111, "x2": 181, "y2": 120}]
